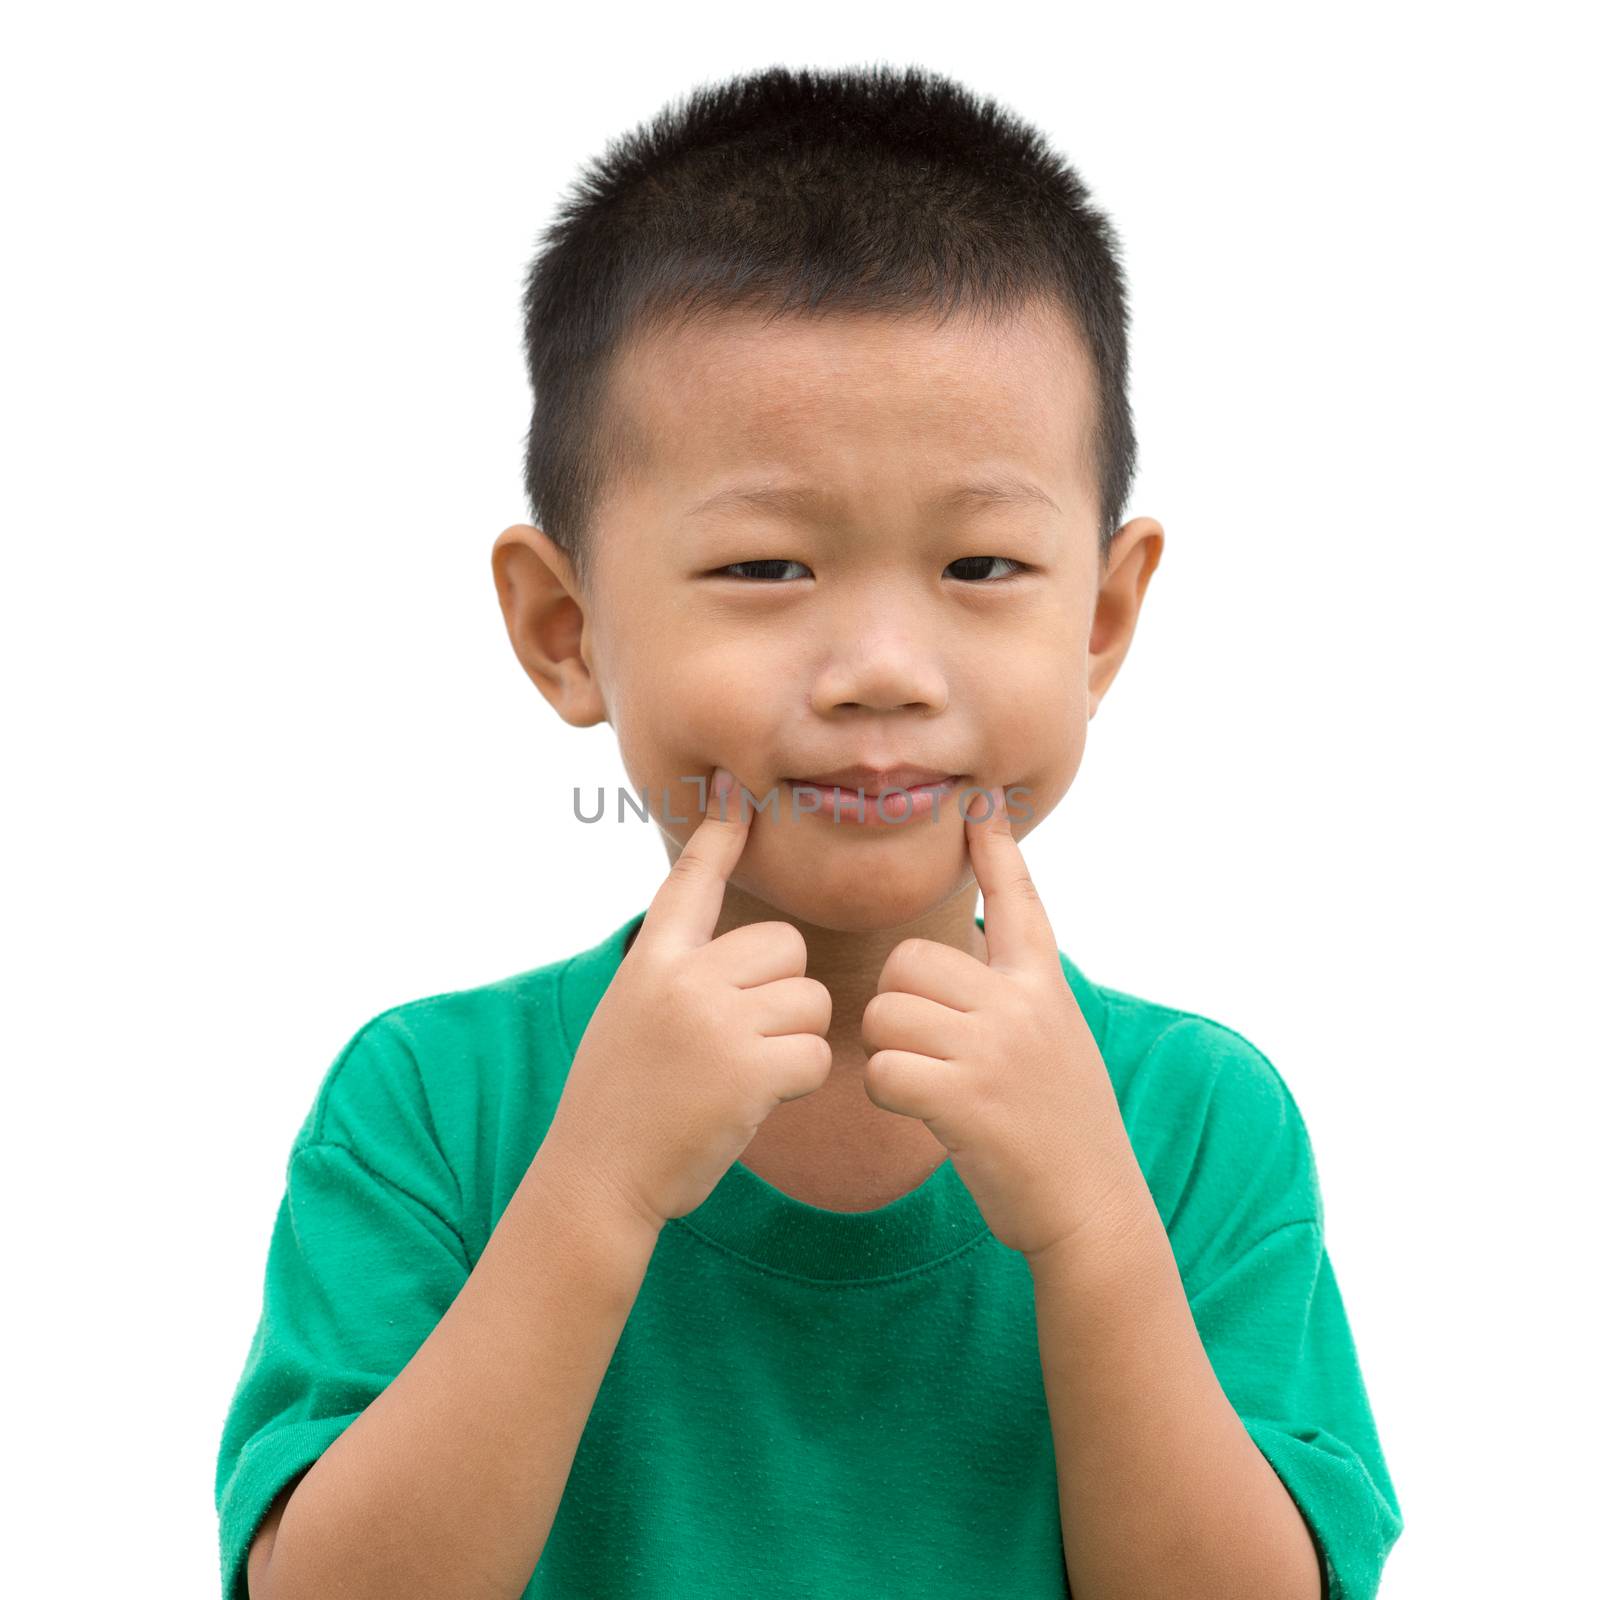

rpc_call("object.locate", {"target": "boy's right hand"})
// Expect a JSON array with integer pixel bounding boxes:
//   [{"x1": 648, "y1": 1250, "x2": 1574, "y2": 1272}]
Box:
[{"x1": 536, "y1": 767, "x2": 834, "y2": 1231}]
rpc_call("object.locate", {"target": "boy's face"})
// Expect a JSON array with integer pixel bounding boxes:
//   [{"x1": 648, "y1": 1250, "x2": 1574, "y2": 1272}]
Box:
[{"x1": 494, "y1": 298, "x2": 1162, "y2": 932}]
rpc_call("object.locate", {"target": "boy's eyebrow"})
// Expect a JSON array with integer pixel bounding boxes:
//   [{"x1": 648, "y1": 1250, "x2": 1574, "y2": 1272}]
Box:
[{"x1": 682, "y1": 473, "x2": 1061, "y2": 524}]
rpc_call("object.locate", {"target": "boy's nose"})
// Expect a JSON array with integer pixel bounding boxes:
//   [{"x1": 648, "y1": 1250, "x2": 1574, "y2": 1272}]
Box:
[{"x1": 807, "y1": 645, "x2": 951, "y2": 717}]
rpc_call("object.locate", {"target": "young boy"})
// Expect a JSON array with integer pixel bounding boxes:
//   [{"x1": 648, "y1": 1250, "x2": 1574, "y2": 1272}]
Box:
[{"x1": 217, "y1": 63, "x2": 1403, "y2": 1600}]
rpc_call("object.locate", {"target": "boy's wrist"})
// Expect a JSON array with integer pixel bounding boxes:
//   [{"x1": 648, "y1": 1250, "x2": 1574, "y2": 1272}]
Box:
[{"x1": 524, "y1": 1139, "x2": 667, "y2": 1260}]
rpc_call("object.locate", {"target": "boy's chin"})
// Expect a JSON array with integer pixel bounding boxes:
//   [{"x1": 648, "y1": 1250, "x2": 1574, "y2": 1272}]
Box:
[{"x1": 750, "y1": 856, "x2": 976, "y2": 933}]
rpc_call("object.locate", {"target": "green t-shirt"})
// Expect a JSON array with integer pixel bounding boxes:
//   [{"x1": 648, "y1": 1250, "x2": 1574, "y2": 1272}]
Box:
[{"x1": 216, "y1": 909, "x2": 1402, "y2": 1599}]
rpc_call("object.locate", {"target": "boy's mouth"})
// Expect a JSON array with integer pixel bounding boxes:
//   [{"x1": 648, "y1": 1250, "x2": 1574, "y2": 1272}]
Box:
[
  {"x1": 782, "y1": 770, "x2": 964, "y2": 826},
  {"x1": 785, "y1": 764, "x2": 960, "y2": 796}
]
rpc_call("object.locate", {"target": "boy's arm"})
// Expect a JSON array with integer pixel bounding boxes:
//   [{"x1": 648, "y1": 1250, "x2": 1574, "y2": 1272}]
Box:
[
  {"x1": 247, "y1": 1149, "x2": 663, "y2": 1600},
  {"x1": 245, "y1": 1474, "x2": 302, "y2": 1594},
  {"x1": 1028, "y1": 1189, "x2": 1324, "y2": 1600}
]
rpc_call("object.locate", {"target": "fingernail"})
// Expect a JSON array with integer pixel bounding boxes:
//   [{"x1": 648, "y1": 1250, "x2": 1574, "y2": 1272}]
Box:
[{"x1": 710, "y1": 766, "x2": 734, "y2": 800}]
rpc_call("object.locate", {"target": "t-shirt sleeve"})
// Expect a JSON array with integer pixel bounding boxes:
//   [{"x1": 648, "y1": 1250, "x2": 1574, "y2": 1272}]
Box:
[
  {"x1": 1143, "y1": 1017, "x2": 1404, "y2": 1600},
  {"x1": 214, "y1": 1016, "x2": 472, "y2": 1600},
  {"x1": 1191, "y1": 1218, "x2": 1402, "y2": 1600}
]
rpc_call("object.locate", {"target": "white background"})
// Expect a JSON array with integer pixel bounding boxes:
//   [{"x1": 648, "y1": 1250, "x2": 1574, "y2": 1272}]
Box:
[{"x1": 4, "y1": 3, "x2": 1594, "y2": 1593}]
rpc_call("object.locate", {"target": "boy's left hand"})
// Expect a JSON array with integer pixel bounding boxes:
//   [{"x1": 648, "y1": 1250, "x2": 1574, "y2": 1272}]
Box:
[{"x1": 860, "y1": 786, "x2": 1148, "y2": 1263}]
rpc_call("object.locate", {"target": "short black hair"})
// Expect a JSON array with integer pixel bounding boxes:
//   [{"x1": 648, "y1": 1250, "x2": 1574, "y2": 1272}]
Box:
[{"x1": 520, "y1": 63, "x2": 1137, "y2": 592}]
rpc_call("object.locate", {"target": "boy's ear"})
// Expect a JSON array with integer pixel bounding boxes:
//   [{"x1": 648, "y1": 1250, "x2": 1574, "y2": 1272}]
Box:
[
  {"x1": 1087, "y1": 516, "x2": 1165, "y2": 719},
  {"x1": 490, "y1": 524, "x2": 609, "y2": 728}
]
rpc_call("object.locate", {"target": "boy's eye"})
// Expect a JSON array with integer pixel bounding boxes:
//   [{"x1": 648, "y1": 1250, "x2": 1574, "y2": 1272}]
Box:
[
  {"x1": 712, "y1": 556, "x2": 1027, "y2": 583},
  {"x1": 944, "y1": 555, "x2": 1026, "y2": 583},
  {"x1": 716, "y1": 559, "x2": 812, "y2": 582}
]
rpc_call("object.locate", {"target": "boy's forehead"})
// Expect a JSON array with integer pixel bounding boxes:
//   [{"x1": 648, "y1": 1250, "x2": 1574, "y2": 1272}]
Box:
[{"x1": 605, "y1": 299, "x2": 1097, "y2": 521}]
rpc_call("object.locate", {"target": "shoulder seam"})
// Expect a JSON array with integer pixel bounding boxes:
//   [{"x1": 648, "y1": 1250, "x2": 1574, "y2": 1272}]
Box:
[
  {"x1": 1185, "y1": 1215, "x2": 1322, "y2": 1305},
  {"x1": 380, "y1": 1014, "x2": 465, "y2": 1224},
  {"x1": 1246, "y1": 1214, "x2": 1321, "y2": 1248},
  {"x1": 306, "y1": 1013, "x2": 403, "y2": 1147},
  {"x1": 293, "y1": 1137, "x2": 471, "y2": 1262}
]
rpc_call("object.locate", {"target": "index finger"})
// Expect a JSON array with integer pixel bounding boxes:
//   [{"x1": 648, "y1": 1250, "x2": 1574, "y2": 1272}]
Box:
[
  {"x1": 637, "y1": 766, "x2": 753, "y2": 951},
  {"x1": 964, "y1": 783, "x2": 1056, "y2": 971}
]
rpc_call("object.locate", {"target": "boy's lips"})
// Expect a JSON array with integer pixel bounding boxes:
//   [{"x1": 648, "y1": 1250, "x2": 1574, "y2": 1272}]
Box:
[{"x1": 786, "y1": 765, "x2": 960, "y2": 795}]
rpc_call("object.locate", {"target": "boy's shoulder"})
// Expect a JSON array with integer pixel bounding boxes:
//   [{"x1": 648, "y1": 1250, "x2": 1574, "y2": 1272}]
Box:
[
  {"x1": 296, "y1": 963, "x2": 557, "y2": 1142},
  {"x1": 280, "y1": 920, "x2": 642, "y2": 1255},
  {"x1": 1092, "y1": 970, "x2": 1307, "y2": 1117},
  {"x1": 292, "y1": 918, "x2": 639, "y2": 1167},
  {"x1": 1038, "y1": 935, "x2": 1309, "y2": 1162},
  {"x1": 1079, "y1": 965, "x2": 1327, "y2": 1246}
]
